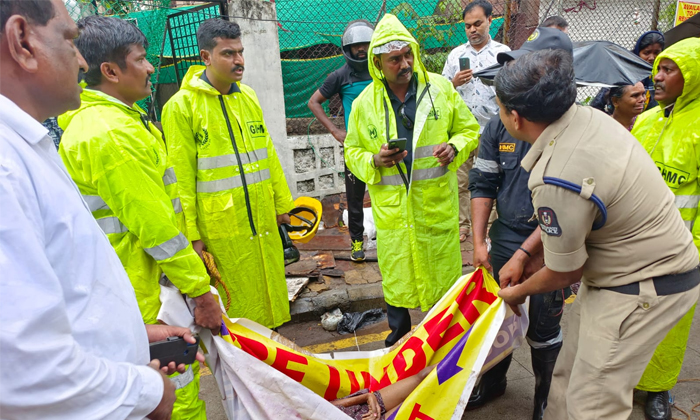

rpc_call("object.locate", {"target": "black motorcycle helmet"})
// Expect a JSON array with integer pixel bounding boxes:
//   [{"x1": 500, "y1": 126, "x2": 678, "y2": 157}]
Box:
[{"x1": 342, "y1": 20, "x2": 374, "y2": 73}]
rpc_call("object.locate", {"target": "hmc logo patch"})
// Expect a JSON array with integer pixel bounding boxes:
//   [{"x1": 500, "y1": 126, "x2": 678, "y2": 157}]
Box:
[
  {"x1": 537, "y1": 207, "x2": 562, "y2": 237},
  {"x1": 368, "y1": 124, "x2": 378, "y2": 139},
  {"x1": 655, "y1": 162, "x2": 690, "y2": 189}
]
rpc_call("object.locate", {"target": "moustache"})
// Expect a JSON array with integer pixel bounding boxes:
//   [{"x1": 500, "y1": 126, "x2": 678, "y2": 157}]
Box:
[
  {"x1": 654, "y1": 83, "x2": 664, "y2": 91},
  {"x1": 399, "y1": 68, "x2": 412, "y2": 77},
  {"x1": 232, "y1": 65, "x2": 245, "y2": 73}
]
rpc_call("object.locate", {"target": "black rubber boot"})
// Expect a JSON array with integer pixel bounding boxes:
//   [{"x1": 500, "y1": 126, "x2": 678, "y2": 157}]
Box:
[
  {"x1": 466, "y1": 354, "x2": 512, "y2": 410},
  {"x1": 531, "y1": 346, "x2": 561, "y2": 420},
  {"x1": 645, "y1": 391, "x2": 671, "y2": 420}
]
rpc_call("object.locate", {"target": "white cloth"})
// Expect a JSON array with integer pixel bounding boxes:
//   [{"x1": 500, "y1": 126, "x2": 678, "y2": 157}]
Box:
[
  {"x1": 0, "y1": 94, "x2": 163, "y2": 420},
  {"x1": 442, "y1": 38, "x2": 511, "y2": 132},
  {"x1": 372, "y1": 40, "x2": 410, "y2": 55}
]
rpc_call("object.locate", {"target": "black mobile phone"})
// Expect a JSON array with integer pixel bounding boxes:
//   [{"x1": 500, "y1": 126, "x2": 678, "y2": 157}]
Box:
[
  {"x1": 459, "y1": 57, "x2": 470, "y2": 71},
  {"x1": 388, "y1": 138, "x2": 407, "y2": 153},
  {"x1": 149, "y1": 336, "x2": 199, "y2": 367}
]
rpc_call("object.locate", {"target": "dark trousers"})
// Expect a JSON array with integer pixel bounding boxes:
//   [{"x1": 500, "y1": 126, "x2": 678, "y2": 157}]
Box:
[
  {"x1": 385, "y1": 303, "x2": 411, "y2": 347},
  {"x1": 489, "y1": 221, "x2": 564, "y2": 347},
  {"x1": 345, "y1": 165, "x2": 366, "y2": 242}
]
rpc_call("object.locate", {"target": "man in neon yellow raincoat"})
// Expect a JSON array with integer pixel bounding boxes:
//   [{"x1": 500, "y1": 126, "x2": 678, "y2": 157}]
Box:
[
  {"x1": 58, "y1": 16, "x2": 221, "y2": 420},
  {"x1": 344, "y1": 14, "x2": 480, "y2": 346},
  {"x1": 162, "y1": 19, "x2": 294, "y2": 329},
  {"x1": 631, "y1": 37, "x2": 700, "y2": 420}
]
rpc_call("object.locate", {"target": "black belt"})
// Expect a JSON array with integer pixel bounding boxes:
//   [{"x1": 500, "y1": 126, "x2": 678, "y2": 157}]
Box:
[{"x1": 603, "y1": 266, "x2": 700, "y2": 296}]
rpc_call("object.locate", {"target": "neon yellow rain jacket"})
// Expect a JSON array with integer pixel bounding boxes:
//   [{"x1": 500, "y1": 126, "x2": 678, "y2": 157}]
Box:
[
  {"x1": 632, "y1": 37, "x2": 699, "y2": 393},
  {"x1": 162, "y1": 67, "x2": 294, "y2": 328},
  {"x1": 58, "y1": 89, "x2": 208, "y2": 420},
  {"x1": 344, "y1": 14, "x2": 480, "y2": 310},
  {"x1": 633, "y1": 37, "x2": 700, "y2": 252}
]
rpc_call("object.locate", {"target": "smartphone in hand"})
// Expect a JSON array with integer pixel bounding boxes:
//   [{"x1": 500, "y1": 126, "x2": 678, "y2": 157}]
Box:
[
  {"x1": 388, "y1": 138, "x2": 407, "y2": 153},
  {"x1": 149, "y1": 336, "x2": 200, "y2": 367},
  {"x1": 459, "y1": 57, "x2": 471, "y2": 71}
]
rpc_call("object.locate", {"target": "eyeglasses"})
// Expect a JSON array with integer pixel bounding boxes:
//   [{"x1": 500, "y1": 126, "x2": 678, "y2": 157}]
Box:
[{"x1": 399, "y1": 103, "x2": 414, "y2": 130}]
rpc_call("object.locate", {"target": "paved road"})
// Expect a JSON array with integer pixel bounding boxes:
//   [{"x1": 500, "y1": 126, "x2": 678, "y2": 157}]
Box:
[{"x1": 199, "y1": 302, "x2": 700, "y2": 420}]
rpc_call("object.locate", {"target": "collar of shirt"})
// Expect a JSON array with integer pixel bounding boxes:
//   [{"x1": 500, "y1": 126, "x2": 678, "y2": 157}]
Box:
[
  {"x1": 521, "y1": 105, "x2": 578, "y2": 172},
  {"x1": 200, "y1": 70, "x2": 241, "y2": 94},
  {"x1": 385, "y1": 75, "x2": 418, "y2": 105},
  {"x1": 0, "y1": 94, "x2": 49, "y2": 146}
]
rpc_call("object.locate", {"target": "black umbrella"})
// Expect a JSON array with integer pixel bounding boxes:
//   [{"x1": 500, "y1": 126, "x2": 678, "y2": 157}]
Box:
[{"x1": 475, "y1": 40, "x2": 652, "y2": 88}]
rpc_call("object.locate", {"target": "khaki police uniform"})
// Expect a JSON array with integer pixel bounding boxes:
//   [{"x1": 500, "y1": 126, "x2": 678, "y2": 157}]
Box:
[{"x1": 520, "y1": 105, "x2": 700, "y2": 420}]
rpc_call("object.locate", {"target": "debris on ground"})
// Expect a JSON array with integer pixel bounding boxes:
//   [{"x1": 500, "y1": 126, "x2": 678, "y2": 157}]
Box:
[
  {"x1": 337, "y1": 309, "x2": 385, "y2": 334},
  {"x1": 321, "y1": 308, "x2": 343, "y2": 331},
  {"x1": 287, "y1": 277, "x2": 310, "y2": 302}
]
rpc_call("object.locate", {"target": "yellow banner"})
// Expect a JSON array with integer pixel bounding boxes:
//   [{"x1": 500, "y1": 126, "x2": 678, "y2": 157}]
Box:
[
  {"x1": 675, "y1": 0, "x2": 700, "y2": 25},
  {"x1": 218, "y1": 268, "x2": 513, "y2": 420}
]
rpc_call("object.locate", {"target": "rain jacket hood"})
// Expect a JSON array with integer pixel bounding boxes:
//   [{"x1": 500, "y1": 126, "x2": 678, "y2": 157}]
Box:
[
  {"x1": 652, "y1": 37, "x2": 700, "y2": 112},
  {"x1": 180, "y1": 65, "x2": 236, "y2": 96},
  {"x1": 60, "y1": 88, "x2": 145, "y2": 128},
  {"x1": 368, "y1": 14, "x2": 428, "y2": 86}
]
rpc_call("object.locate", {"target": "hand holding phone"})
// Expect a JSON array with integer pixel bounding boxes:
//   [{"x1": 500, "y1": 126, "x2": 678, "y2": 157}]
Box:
[
  {"x1": 374, "y1": 142, "x2": 408, "y2": 168},
  {"x1": 149, "y1": 336, "x2": 200, "y2": 367},
  {"x1": 387, "y1": 138, "x2": 407, "y2": 153},
  {"x1": 453, "y1": 57, "x2": 473, "y2": 88}
]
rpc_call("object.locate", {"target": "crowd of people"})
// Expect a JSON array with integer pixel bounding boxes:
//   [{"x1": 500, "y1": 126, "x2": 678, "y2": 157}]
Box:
[{"x1": 1, "y1": 0, "x2": 698, "y2": 419}]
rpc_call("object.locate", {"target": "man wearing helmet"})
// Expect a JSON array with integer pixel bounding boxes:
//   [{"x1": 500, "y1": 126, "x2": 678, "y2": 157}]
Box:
[{"x1": 308, "y1": 20, "x2": 374, "y2": 262}]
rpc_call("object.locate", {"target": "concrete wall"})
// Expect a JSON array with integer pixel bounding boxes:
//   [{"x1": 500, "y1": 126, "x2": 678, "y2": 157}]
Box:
[
  {"x1": 287, "y1": 134, "x2": 346, "y2": 199},
  {"x1": 232, "y1": 0, "x2": 346, "y2": 199}
]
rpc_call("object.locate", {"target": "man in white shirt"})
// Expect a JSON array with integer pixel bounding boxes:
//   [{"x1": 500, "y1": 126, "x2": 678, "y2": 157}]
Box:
[
  {"x1": 0, "y1": 1, "x2": 192, "y2": 418},
  {"x1": 442, "y1": 0, "x2": 510, "y2": 241}
]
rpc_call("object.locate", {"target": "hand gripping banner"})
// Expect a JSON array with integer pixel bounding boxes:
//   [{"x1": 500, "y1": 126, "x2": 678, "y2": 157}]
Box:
[{"x1": 159, "y1": 268, "x2": 528, "y2": 420}]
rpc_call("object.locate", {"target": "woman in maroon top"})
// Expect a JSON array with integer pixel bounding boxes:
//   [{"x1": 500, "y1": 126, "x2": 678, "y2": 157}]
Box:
[{"x1": 605, "y1": 81, "x2": 646, "y2": 131}]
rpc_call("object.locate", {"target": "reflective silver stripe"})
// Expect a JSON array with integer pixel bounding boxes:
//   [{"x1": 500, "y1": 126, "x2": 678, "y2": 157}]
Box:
[
  {"x1": 412, "y1": 166, "x2": 448, "y2": 181},
  {"x1": 684, "y1": 220, "x2": 695, "y2": 231},
  {"x1": 474, "y1": 157, "x2": 501, "y2": 174},
  {"x1": 96, "y1": 217, "x2": 128, "y2": 235},
  {"x1": 196, "y1": 168, "x2": 271, "y2": 193},
  {"x1": 172, "y1": 198, "x2": 182, "y2": 214},
  {"x1": 144, "y1": 232, "x2": 189, "y2": 261},
  {"x1": 377, "y1": 174, "x2": 404, "y2": 186},
  {"x1": 197, "y1": 148, "x2": 269, "y2": 170},
  {"x1": 162, "y1": 167, "x2": 177, "y2": 186},
  {"x1": 83, "y1": 195, "x2": 109, "y2": 212},
  {"x1": 170, "y1": 365, "x2": 194, "y2": 390},
  {"x1": 527, "y1": 330, "x2": 563, "y2": 349},
  {"x1": 675, "y1": 195, "x2": 700, "y2": 209},
  {"x1": 414, "y1": 145, "x2": 435, "y2": 159}
]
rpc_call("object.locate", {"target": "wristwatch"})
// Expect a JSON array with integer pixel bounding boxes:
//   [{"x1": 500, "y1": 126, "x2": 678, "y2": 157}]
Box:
[{"x1": 448, "y1": 143, "x2": 458, "y2": 155}]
